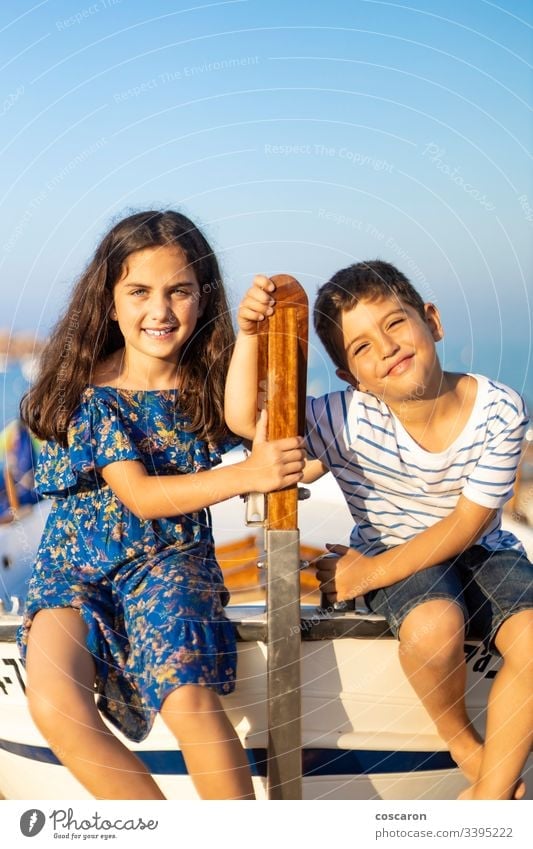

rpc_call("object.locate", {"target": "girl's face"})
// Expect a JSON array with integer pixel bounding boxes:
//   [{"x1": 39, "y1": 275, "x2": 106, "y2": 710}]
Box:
[{"x1": 112, "y1": 245, "x2": 203, "y2": 368}]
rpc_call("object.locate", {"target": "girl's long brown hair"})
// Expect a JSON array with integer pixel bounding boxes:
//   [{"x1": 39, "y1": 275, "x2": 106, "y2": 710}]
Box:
[{"x1": 21, "y1": 210, "x2": 235, "y2": 447}]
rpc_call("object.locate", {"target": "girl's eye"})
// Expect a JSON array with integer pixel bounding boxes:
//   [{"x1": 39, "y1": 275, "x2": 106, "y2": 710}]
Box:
[
  {"x1": 352, "y1": 342, "x2": 369, "y2": 357},
  {"x1": 131, "y1": 288, "x2": 147, "y2": 296}
]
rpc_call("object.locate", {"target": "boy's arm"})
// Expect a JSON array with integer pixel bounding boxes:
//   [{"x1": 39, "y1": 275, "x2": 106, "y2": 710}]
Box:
[
  {"x1": 380, "y1": 494, "x2": 496, "y2": 578},
  {"x1": 303, "y1": 457, "x2": 329, "y2": 483},
  {"x1": 320, "y1": 495, "x2": 496, "y2": 601}
]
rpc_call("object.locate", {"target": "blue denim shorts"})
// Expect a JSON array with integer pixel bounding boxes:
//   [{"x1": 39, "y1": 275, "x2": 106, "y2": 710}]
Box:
[{"x1": 365, "y1": 545, "x2": 533, "y2": 653}]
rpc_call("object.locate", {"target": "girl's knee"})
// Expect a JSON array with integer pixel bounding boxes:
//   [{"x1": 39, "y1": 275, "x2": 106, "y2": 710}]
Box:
[
  {"x1": 26, "y1": 674, "x2": 99, "y2": 740},
  {"x1": 161, "y1": 685, "x2": 231, "y2": 745},
  {"x1": 161, "y1": 684, "x2": 221, "y2": 717}
]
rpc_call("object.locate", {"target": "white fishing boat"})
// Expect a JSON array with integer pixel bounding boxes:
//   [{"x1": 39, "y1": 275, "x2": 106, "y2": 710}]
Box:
[{"x1": 0, "y1": 477, "x2": 532, "y2": 801}]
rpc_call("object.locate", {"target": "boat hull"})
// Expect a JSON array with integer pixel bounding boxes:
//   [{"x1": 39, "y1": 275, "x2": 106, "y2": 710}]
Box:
[{"x1": 2, "y1": 606, "x2": 530, "y2": 800}]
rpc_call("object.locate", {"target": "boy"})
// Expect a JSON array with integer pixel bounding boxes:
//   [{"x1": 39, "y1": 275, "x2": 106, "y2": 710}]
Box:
[{"x1": 225, "y1": 260, "x2": 533, "y2": 800}]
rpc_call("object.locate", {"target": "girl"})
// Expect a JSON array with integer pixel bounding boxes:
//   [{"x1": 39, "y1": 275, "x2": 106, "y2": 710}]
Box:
[{"x1": 18, "y1": 210, "x2": 305, "y2": 800}]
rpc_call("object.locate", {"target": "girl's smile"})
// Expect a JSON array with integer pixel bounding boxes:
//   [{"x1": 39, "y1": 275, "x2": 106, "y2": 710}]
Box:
[
  {"x1": 143, "y1": 326, "x2": 177, "y2": 338},
  {"x1": 111, "y1": 245, "x2": 204, "y2": 380}
]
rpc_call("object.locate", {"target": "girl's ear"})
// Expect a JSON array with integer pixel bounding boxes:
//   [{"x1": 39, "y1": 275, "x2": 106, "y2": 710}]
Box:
[
  {"x1": 110, "y1": 306, "x2": 118, "y2": 321},
  {"x1": 336, "y1": 367, "x2": 360, "y2": 390},
  {"x1": 424, "y1": 303, "x2": 444, "y2": 342}
]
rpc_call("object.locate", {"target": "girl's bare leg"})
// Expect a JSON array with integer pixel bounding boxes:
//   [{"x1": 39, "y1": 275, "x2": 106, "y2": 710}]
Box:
[
  {"x1": 26, "y1": 608, "x2": 165, "y2": 799},
  {"x1": 161, "y1": 684, "x2": 255, "y2": 799}
]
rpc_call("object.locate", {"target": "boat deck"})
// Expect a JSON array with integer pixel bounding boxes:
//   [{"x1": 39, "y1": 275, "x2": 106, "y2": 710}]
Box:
[{"x1": 0, "y1": 606, "x2": 393, "y2": 644}]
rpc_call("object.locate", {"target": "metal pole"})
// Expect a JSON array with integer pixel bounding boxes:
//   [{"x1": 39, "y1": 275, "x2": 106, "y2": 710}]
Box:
[
  {"x1": 266, "y1": 528, "x2": 301, "y2": 799},
  {"x1": 261, "y1": 276, "x2": 308, "y2": 800}
]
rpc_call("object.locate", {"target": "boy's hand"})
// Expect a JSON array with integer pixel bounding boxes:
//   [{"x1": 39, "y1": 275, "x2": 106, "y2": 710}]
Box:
[
  {"x1": 316, "y1": 544, "x2": 388, "y2": 602},
  {"x1": 238, "y1": 275, "x2": 276, "y2": 335},
  {"x1": 241, "y1": 409, "x2": 305, "y2": 492}
]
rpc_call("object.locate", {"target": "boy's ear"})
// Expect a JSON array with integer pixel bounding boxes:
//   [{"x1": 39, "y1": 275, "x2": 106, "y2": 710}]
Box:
[
  {"x1": 336, "y1": 367, "x2": 360, "y2": 390},
  {"x1": 424, "y1": 303, "x2": 444, "y2": 342}
]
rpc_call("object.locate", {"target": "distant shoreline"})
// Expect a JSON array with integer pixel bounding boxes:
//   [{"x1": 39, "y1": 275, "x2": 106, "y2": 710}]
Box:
[{"x1": 0, "y1": 331, "x2": 45, "y2": 361}]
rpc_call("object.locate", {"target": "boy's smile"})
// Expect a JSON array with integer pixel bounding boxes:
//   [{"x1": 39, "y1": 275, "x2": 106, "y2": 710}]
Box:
[
  {"x1": 385, "y1": 352, "x2": 415, "y2": 377},
  {"x1": 337, "y1": 296, "x2": 444, "y2": 409}
]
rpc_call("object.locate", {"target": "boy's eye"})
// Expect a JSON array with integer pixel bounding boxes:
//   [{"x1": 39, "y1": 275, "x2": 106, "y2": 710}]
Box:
[{"x1": 388, "y1": 317, "x2": 405, "y2": 329}]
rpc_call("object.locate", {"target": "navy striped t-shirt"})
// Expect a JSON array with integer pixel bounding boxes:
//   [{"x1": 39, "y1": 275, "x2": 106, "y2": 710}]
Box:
[{"x1": 305, "y1": 374, "x2": 529, "y2": 555}]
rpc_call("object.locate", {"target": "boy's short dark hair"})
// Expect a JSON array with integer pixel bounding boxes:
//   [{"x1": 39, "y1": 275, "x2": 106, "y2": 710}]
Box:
[{"x1": 314, "y1": 260, "x2": 427, "y2": 370}]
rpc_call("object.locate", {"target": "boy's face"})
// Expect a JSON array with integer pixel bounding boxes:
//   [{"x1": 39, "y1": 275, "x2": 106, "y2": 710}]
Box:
[{"x1": 337, "y1": 296, "x2": 444, "y2": 407}]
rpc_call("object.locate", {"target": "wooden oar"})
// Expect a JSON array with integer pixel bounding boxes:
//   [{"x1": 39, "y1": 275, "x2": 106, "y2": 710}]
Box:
[{"x1": 258, "y1": 274, "x2": 308, "y2": 800}]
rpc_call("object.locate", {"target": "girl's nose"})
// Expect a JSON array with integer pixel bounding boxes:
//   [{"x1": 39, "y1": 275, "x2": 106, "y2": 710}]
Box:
[{"x1": 149, "y1": 296, "x2": 173, "y2": 321}]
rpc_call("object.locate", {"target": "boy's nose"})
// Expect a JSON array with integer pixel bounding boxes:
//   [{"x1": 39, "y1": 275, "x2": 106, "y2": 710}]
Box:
[{"x1": 379, "y1": 332, "x2": 400, "y2": 358}]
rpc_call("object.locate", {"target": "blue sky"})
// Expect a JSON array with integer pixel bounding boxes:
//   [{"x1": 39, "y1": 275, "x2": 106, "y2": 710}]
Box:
[{"x1": 1, "y1": 0, "x2": 531, "y2": 401}]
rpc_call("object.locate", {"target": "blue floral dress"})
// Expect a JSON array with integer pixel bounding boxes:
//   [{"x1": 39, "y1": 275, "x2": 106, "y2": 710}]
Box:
[{"x1": 18, "y1": 386, "x2": 239, "y2": 742}]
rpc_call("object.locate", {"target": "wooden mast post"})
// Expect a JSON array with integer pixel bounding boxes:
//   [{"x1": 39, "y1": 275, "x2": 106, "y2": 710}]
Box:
[{"x1": 258, "y1": 274, "x2": 308, "y2": 800}]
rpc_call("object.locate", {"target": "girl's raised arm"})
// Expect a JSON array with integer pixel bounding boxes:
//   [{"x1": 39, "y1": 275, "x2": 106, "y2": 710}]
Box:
[
  {"x1": 225, "y1": 275, "x2": 276, "y2": 439},
  {"x1": 100, "y1": 409, "x2": 305, "y2": 520},
  {"x1": 226, "y1": 275, "x2": 328, "y2": 485}
]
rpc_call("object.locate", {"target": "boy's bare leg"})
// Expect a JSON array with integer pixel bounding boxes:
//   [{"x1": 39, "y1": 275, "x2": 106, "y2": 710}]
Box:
[
  {"x1": 459, "y1": 609, "x2": 533, "y2": 800},
  {"x1": 161, "y1": 685, "x2": 255, "y2": 799},
  {"x1": 26, "y1": 608, "x2": 165, "y2": 799},
  {"x1": 398, "y1": 600, "x2": 484, "y2": 783}
]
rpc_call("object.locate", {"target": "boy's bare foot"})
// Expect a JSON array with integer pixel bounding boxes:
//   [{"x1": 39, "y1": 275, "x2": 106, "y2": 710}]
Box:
[
  {"x1": 458, "y1": 778, "x2": 526, "y2": 800},
  {"x1": 458, "y1": 784, "x2": 475, "y2": 800},
  {"x1": 450, "y1": 733, "x2": 526, "y2": 799},
  {"x1": 514, "y1": 780, "x2": 526, "y2": 800},
  {"x1": 449, "y1": 734, "x2": 484, "y2": 785}
]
